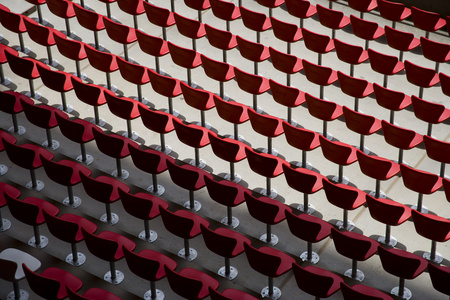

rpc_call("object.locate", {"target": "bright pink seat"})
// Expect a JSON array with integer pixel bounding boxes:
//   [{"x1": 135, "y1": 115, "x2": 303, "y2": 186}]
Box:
[
  {"x1": 136, "y1": 29, "x2": 169, "y2": 75},
  {"x1": 73, "y1": 3, "x2": 105, "y2": 50},
  {"x1": 285, "y1": 0, "x2": 317, "y2": 28},
  {"x1": 270, "y1": 17, "x2": 302, "y2": 54},
  {"x1": 236, "y1": 35, "x2": 270, "y2": 75},
  {"x1": 292, "y1": 263, "x2": 343, "y2": 298},
  {"x1": 423, "y1": 135, "x2": 450, "y2": 178},
  {"x1": 234, "y1": 67, "x2": 270, "y2": 112},
  {"x1": 209, "y1": 0, "x2": 240, "y2": 31},
  {"x1": 213, "y1": 95, "x2": 249, "y2": 141},
  {"x1": 305, "y1": 93, "x2": 342, "y2": 140},
  {"x1": 302, "y1": 59, "x2": 338, "y2": 99},
  {"x1": 204, "y1": 24, "x2": 237, "y2": 63},
  {"x1": 282, "y1": 121, "x2": 320, "y2": 170},
  {"x1": 411, "y1": 95, "x2": 450, "y2": 136},
  {"x1": 84, "y1": 44, "x2": 119, "y2": 92},
  {"x1": 377, "y1": 0, "x2": 411, "y2": 28},
  {"x1": 411, "y1": 6, "x2": 446, "y2": 38},
  {"x1": 269, "y1": 79, "x2": 305, "y2": 125},
  {"x1": 373, "y1": 83, "x2": 411, "y2": 124},
  {"x1": 350, "y1": 14, "x2": 384, "y2": 50},
  {"x1": 302, "y1": 27, "x2": 335, "y2": 65},
  {"x1": 200, "y1": 54, "x2": 235, "y2": 100},
  {"x1": 239, "y1": 6, "x2": 272, "y2": 42},
  {"x1": 384, "y1": 26, "x2": 420, "y2": 62},
  {"x1": 367, "y1": 48, "x2": 404, "y2": 88},
  {"x1": 180, "y1": 82, "x2": 216, "y2": 128},
  {"x1": 334, "y1": 39, "x2": 368, "y2": 76},
  {"x1": 248, "y1": 108, "x2": 284, "y2": 156},
  {"x1": 404, "y1": 60, "x2": 439, "y2": 99},
  {"x1": 337, "y1": 71, "x2": 374, "y2": 111},
  {"x1": 340, "y1": 282, "x2": 394, "y2": 300},
  {"x1": 143, "y1": 1, "x2": 175, "y2": 40},
  {"x1": 138, "y1": 105, "x2": 175, "y2": 154},
  {"x1": 268, "y1": 47, "x2": 303, "y2": 86},
  {"x1": 103, "y1": 17, "x2": 137, "y2": 62},
  {"x1": 174, "y1": 12, "x2": 206, "y2": 51},
  {"x1": 165, "y1": 267, "x2": 218, "y2": 299},
  {"x1": 167, "y1": 41, "x2": 202, "y2": 87},
  {"x1": 116, "y1": 56, "x2": 151, "y2": 104},
  {"x1": 316, "y1": 4, "x2": 350, "y2": 39},
  {"x1": 147, "y1": 68, "x2": 182, "y2": 116}
]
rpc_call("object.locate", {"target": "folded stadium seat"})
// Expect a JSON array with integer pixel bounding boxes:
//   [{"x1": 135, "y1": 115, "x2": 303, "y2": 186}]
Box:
[
  {"x1": 256, "y1": 0, "x2": 284, "y2": 18},
  {"x1": 233, "y1": 67, "x2": 270, "y2": 113},
  {"x1": 270, "y1": 80, "x2": 305, "y2": 125},
  {"x1": 420, "y1": 37, "x2": 450, "y2": 73},
  {"x1": 122, "y1": 247, "x2": 177, "y2": 300},
  {"x1": 0, "y1": 90, "x2": 33, "y2": 135},
  {"x1": 35, "y1": 64, "x2": 75, "y2": 113},
  {"x1": 384, "y1": 26, "x2": 420, "y2": 62},
  {"x1": 23, "y1": 265, "x2": 82, "y2": 299},
  {"x1": 411, "y1": 210, "x2": 450, "y2": 264},
  {"x1": 143, "y1": 1, "x2": 175, "y2": 40},
  {"x1": 81, "y1": 229, "x2": 136, "y2": 285},
  {"x1": 285, "y1": 210, "x2": 333, "y2": 263},
  {"x1": 116, "y1": 0, "x2": 144, "y2": 29},
  {"x1": 207, "y1": 131, "x2": 249, "y2": 184},
  {"x1": 53, "y1": 33, "x2": 88, "y2": 80},
  {"x1": 165, "y1": 267, "x2": 219, "y2": 299},
  {"x1": 410, "y1": 95, "x2": 450, "y2": 137},
  {"x1": 4, "y1": 192, "x2": 59, "y2": 249},
  {"x1": 347, "y1": 0, "x2": 377, "y2": 19},
  {"x1": 283, "y1": 161, "x2": 325, "y2": 214},
  {"x1": 245, "y1": 147, "x2": 288, "y2": 199},
  {"x1": 365, "y1": 194, "x2": 411, "y2": 247},
  {"x1": 40, "y1": 155, "x2": 92, "y2": 208},
  {"x1": 118, "y1": 188, "x2": 169, "y2": 242},
  {"x1": 0, "y1": 6, "x2": 31, "y2": 54},
  {"x1": 92, "y1": 126, "x2": 138, "y2": 180},
  {"x1": 0, "y1": 182, "x2": 20, "y2": 231},
  {"x1": 25, "y1": 0, "x2": 48, "y2": 25},
  {"x1": 84, "y1": 44, "x2": 119, "y2": 92},
  {"x1": 73, "y1": 3, "x2": 105, "y2": 50},
  {"x1": 316, "y1": 4, "x2": 350, "y2": 39},
  {"x1": 46, "y1": 0, "x2": 76, "y2": 38},
  {"x1": 334, "y1": 39, "x2": 368, "y2": 77},
  {"x1": 373, "y1": 83, "x2": 411, "y2": 124},
  {"x1": 423, "y1": 135, "x2": 450, "y2": 178},
  {"x1": 201, "y1": 224, "x2": 250, "y2": 280},
  {"x1": 236, "y1": 35, "x2": 270, "y2": 75},
  {"x1": 367, "y1": 48, "x2": 404, "y2": 88},
  {"x1": 305, "y1": 93, "x2": 343, "y2": 141},
  {"x1": 377, "y1": 246, "x2": 428, "y2": 299},
  {"x1": 128, "y1": 141, "x2": 175, "y2": 196},
  {"x1": 116, "y1": 54, "x2": 151, "y2": 104},
  {"x1": 337, "y1": 71, "x2": 374, "y2": 112},
  {"x1": 172, "y1": 117, "x2": 211, "y2": 170},
  {"x1": 239, "y1": 6, "x2": 271, "y2": 43},
  {"x1": 166, "y1": 160, "x2": 212, "y2": 211},
  {"x1": 340, "y1": 282, "x2": 394, "y2": 300},
  {"x1": 4, "y1": 51, "x2": 47, "y2": 99},
  {"x1": 103, "y1": 17, "x2": 137, "y2": 62},
  {"x1": 350, "y1": 14, "x2": 385, "y2": 50},
  {"x1": 331, "y1": 228, "x2": 379, "y2": 282},
  {"x1": 428, "y1": 263, "x2": 450, "y2": 298},
  {"x1": 70, "y1": 76, "x2": 107, "y2": 127},
  {"x1": 302, "y1": 60, "x2": 338, "y2": 100},
  {"x1": 43, "y1": 211, "x2": 97, "y2": 266},
  {"x1": 282, "y1": 121, "x2": 320, "y2": 170},
  {"x1": 342, "y1": 106, "x2": 382, "y2": 154},
  {"x1": 248, "y1": 108, "x2": 284, "y2": 156},
  {"x1": 270, "y1": 16, "x2": 302, "y2": 54},
  {"x1": 204, "y1": 24, "x2": 238, "y2": 63},
  {"x1": 135, "y1": 29, "x2": 169, "y2": 75},
  {"x1": 167, "y1": 41, "x2": 202, "y2": 87},
  {"x1": 410, "y1": 6, "x2": 446, "y2": 39},
  {"x1": 23, "y1": 17, "x2": 59, "y2": 66},
  {"x1": 356, "y1": 150, "x2": 400, "y2": 199},
  {"x1": 159, "y1": 207, "x2": 210, "y2": 261},
  {"x1": 400, "y1": 163, "x2": 442, "y2": 213},
  {"x1": 213, "y1": 95, "x2": 249, "y2": 141},
  {"x1": 103, "y1": 93, "x2": 144, "y2": 136},
  {"x1": 79, "y1": 172, "x2": 130, "y2": 225},
  {"x1": 322, "y1": 177, "x2": 366, "y2": 231},
  {"x1": 377, "y1": 0, "x2": 411, "y2": 29},
  {"x1": 381, "y1": 120, "x2": 423, "y2": 165},
  {"x1": 404, "y1": 60, "x2": 439, "y2": 99},
  {"x1": 147, "y1": 68, "x2": 182, "y2": 116},
  {"x1": 200, "y1": 54, "x2": 235, "y2": 100},
  {"x1": 138, "y1": 105, "x2": 175, "y2": 154},
  {"x1": 184, "y1": 0, "x2": 211, "y2": 22},
  {"x1": 269, "y1": 47, "x2": 303, "y2": 86},
  {"x1": 55, "y1": 109, "x2": 96, "y2": 165},
  {"x1": 209, "y1": 0, "x2": 241, "y2": 31},
  {"x1": 2, "y1": 137, "x2": 54, "y2": 191},
  {"x1": 302, "y1": 27, "x2": 335, "y2": 65},
  {"x1": 97, "y1": 0, "x2": 117, "y2": 20},
  {"x1": 0, "y1": 44, "x2": 18, "y2": 86},
  {"x1": 67, "y1": 287, "x2": 123, "y2": 300},
  {"x1": 244, "y1": 242, "x2": 295, "y2": 300},
  {"x1": 180, "y1": 82, "x2": 216, "y2": 128},
  {"x1": 244, "y1": 191, "x2": 292, "y2": 246},
  {"x1": 292, "y1": 263, "x2": 343, "y2": 299},
  {"x1": 0, "y1": 248, "x2": 41, "y2": 300},
  {"x1": 285, "y1": 0, "x2": 317, "y2": 28},
  {"x1": 173, "y1": 12, "x2": 206, "y2": 51},
  {"x1": 209, "y1": 288, "x2": 259, "y2": 300},
  {"x1": 204, "y1": 176, "x2": 248, "y2": 227}
]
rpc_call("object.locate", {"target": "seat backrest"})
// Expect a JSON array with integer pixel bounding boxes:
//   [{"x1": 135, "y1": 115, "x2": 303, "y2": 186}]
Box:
[
  {"x1": 285, "y1": 0, "x2": 317, "y2": 19},
  {"x1": 322, "y1": 178, "x2": 365, "y2": 210},
  {"x1": 0, "y1": 258, "x2": 18, "y2": 282},
  {"x1": 84, "y1": 44, "x2": 118, "y2": 72},
  {"x1": 164, "y1": 267, "x2": 205, "y2": 299},
  {"x1": 54, "y1": 33, "x2": 86, "y2": 60},
  {"x1": 319, "y1": 135, "x2": 356, "y2": 165},
  {"x1": 116, "y1": 56, "x2": 149, "y2": 84},
  {"x1": 172, "y1": 118, "x2": 210, "y2": 148},
  {"x1": 404, "y1": 60, "x2": 439, "y2": 88},
  {"x1": 136, "y1": 29, "x2": 168, "y2": 57},
  {"x1": 213, "y1": 95, "x2": 249, "y2": 124},
  {"x1": 420, "y1": 36, "x2": 450, "y2": 63},
  {"x1": 337, "y1": 71, "x2": 373, "y2": 98},
  {"x1": 234, "y1": 67, "x2": 269, "y2": 94},
  {"x1": 356, "y1": 149, "x2": 399, "y2": 180},
  {"x1": 282, "y1": 164, "x2": 323, "y2": 194},
  {"x1": 201, "y1": 225, "x2": 239, "y2": 258},
  {"x1": 40, "y1": 156, "x2": 75, "y2": 186},
  {"x1": 23, "y1": 265, "x2": 61, "y2": 299},
  {"x1": 103, "y1": 17, "x2": 136, "y2": 43},
  {"x1": 159, "y1": 207, "x2": 196, "y2": 239},
  {"x1": 168, "y1": 42, "x2": 201, "y2": 69},
  {"x1": 204, "y1": 176, "x2": 245, "y2": 207},
  {"x1": 377, "y1": 246, "x2": 427, "y2": 279},
  {"x1": 282, "y1": 121, "x2": 319, "y2": 151},
  {"x1": 411, "y1": 95, "x2": 450, "y2": 124},
  {"x1": 104, "y1": 90, "x2": 140, "y2": 119},
  {"x1": 269, "y1": 79, "x2": 305, "y2": 107},
  {"x1": 377, "y1": 0, "x2": 410, "y2": 22},
  {"x1": 428, "y1": 264, "x2": 450, "y2": 297},
  {"x1": 166, "y1": 160, "x2": 203, "y2": 191},
  {"x1": 316, "y1": 4, "x2": 348, "y2": 30},
  {"x1": 384, "y1": 26, "x2": 419, "y2": 52},
  {"x1": 248, "y1": 109, "x2": 284, "y2": 138},
  {"x1": 350, "y1": 14, "x2": 383, "y2": 40},
  {"x1": 148, "y1": 68, "x2": 182, "y2": 97},
  {"x1": 244, "y1": 192, "x2": 284, "y2": 225},
  {"x1": 118, "y1": 188, "x2": 159, "y2": 220},
  {"x1": 245, "y1": 148, "x2": 282, "y2": 177},
  {"x1": 138, "y1": 105, "x2": 174, "y2": 134},
  {"x1": 92, "y1": 127, "x2": 128, "y2": 159},
  {"x1": 205, "y1": 24, "x2": 238, "y2": 52},
  {"x1": 4, "y1": 51, "x2": 39, "y2": 80},
  {"x1": 128, "y1": 142, "x2": 169, "y2": 175},
  {"x1": 209, "y1": 0, "x2": 240, "y2": 21},
  {"x1": 123, "y1": 247, "x2": 168, "y2": 282},
  {"x1": 381, "y1": 120, "x2": 422, "y2": 149},
  {"x1": 343, "y1": 106, "x2": 380, "y2": 135},
  {"x1": 0, "y1": 8, "x2": 26, "y2": 33},
  {"x1": 347, "y1": 0, "x2": 377, "y2": 12},
  {"x1": 365, "y1": 194, "x2": 411, "y2": 226},
  {"x1": 400, "y1": 163, "x2": 442, "y2": 194},
  {"x1": 240, "y1": 6, "x2": 271, "y2": 32},
  {"x1": 174, "y1": 12, "x2": 205, "y2": 39},
  {"x1": 411, "y1": 6, "x2": 445, "y2": 32},
  {"x1": 331, "y1": 228, "x2": 378, "y2": 261},
  {"x1": 236, "y1": 35, "x2": 268, "y2": 63},
  {"x1": 55, "y1": 110, "x2": 92, "y2": 143},
  {"x1": 302, "y1": 27, "x2": 334, "y2": 54},
  {"x1": 47, "y1": 0, "x2": 74, "y2": 18},
  {"x1": 143, "y1": 1, "x2": 175, "y2": 27},
  {"x1": 2, "y1": 138, "x2": 37, "y2": 170},
  {"x1": 340, "y1": 282, "x2": 393, "y2": 300},
  {"x1": 200, "y1": 54, "x2": 235, "y2": 82},
  {"x1": 411, "y1": 209, "x2": 450, "y2": 242},
  {"x1": 244, "y1": 243, "x2": 283, "y2": 277},
  {"x1": 81, "y1": 228, "x2": 119, "y2": 262},
  {"x1": 79, "y1": 172, "x2": 115, "y2": 204},
  {"x1": 181, "y1": 82, "x2": 215, "y2": 111},
  {"x1": 24, "y1": 17, "x2": 54, "y2": 46},
  {"x1": 207, "y1": 132, "x2": 243, "y2": 162},
  {"x1": 269, "y1": 47, "x2": 303, "y2": 74},
  {"x1": 270, "y1": 16, "x2": 302, "y2": 43},
  {"x1": 368, "y1": 49, "x2": 403, "y2": 75},
  {"x1": 423, "y1": 135, "x2": 450, "y2": 164},
  {"x1": 334, "y1": 39, "x2": 368, "y2": 65},
  {"x1": 303, "y1": 60, "x2": 337, "y2": 86},
  {"x1": 38, "y1": 64, "x2": 74, "y2": 93},
  {"x1": 73, "y1": 2, "x2": 104, "y2": 31},
  {"x1": 292, "y1": 264, "x2": 343, "y2": 298},
  {"x1": 285, "y1": 210, "x2": 332, "y2": 243},
  {"x1": 373, "y1": 83, "x2": 411, "y2": 111},
  {"x1": 20, "y1": 99, "x2": 55, "y2": 130},
  {"x1": 43, "y1": 211, "x2": 80, "y2": 244}
]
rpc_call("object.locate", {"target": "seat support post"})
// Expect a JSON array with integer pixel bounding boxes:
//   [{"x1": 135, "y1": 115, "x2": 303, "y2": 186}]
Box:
[
  {"x1": 33, "y1": 226, "x2": 42, "y2": 247},
  {"x1": 440, "y1": 163, "x2": 445, "y2": 178},
  {"x1": 266, "y1": 224, "x2": 272, "y2": 244},
  {"x1": 389, "y1": 110, "x2": 395, "y2": 124},
  {"x1": 427, "y1": 123, "x2": 433, "y2": 137},
  {"x1": 343, "y1": 209, "x2": 348, "y2": 229},
  {"x1": 307, "y1": 242, "x2": 313, "y2": 261},
  {"x1": 45, "y1": 128, "x2": 53, "y2": 149},
  {"x1": 430, "y1": 240, "x2": 437, "y2": 261},
  {"x1": 375, "y1": 179, "x2": 381, "y2": 199},
  {"x1": 230, "y1": 162, "x2": 235, "y2": 182},
  {"x1": 183, "y1": 239, "x2": 190, "y2": 259},
  {"x1": 71, "y1": 243, "x2": 79, "y2": 264},
  {"x1": 359, "y1": 135, "x2": 365, "y2": 153},
  {"x1": 398, "y1": 149, "x2": 404, "y2": 165},
  {"x1": 385, "y1": 224, "x2": 391, "y2": 244},
  {"x1": 224, "y1": 257, "x2": 231, "y2": 275},
  {"x1": 351, "y1": 259, "x2": 358, "y2": 278},
  {"x1": 416, "y1": 193, "x2": 423, "y2": 212},
  {"x1": 110, "y1": 261, "x2": 117, "y2": 281},
  {"x1": 398, "y1": 277, "x2": 405, "y2": 298},
  {"x1": 226, "y1": 206, "x2": 233, "y2": 226}
]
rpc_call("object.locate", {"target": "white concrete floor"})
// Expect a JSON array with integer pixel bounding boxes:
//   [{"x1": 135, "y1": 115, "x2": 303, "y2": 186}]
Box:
[{"x1": 0, "y1": 0, "x2": 449, "y2": 299}]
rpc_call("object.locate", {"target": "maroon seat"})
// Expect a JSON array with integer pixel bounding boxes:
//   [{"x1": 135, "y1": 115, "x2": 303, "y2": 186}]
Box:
[
  {"x1": 138, "y1": 105, "x2": 175, "y2": 154},
  {"x1": 248, "y1": 109, "x2": 284, "y2": 156},
  {"x1": 256, "y1": 0, "x2": 284, "y2": 17},
  {"x1": 165, "y1": 267, "x2": 219, "y2": 300},
  {"x1": 24, "y1": 17, "x2": 60, "y2": 66},
  {"x1": 116, "y1": 0, "x2": 145, "y2": 29},
  {"x1": 319, "y1": 135, "x2": 357, "y2": 184},
  {"x1": 236, "y1": 35, "x2": 270, "y2": 75},
  {"x1": 0, "y1": 182, "x2": 20, "y2": 231},
  {"x1": 103, "y1": 17, "x2": 137, "y2": 62},
  {"x1": 47, "y1": 0, "x2": 76, "y2": 37},
  {"x1": 316, "y1": 4, "x2": 350, "y2": 39},
  {"x1": 423, "y1": 135, "x2": 450, "y2": 178},
  {"x1": 411, "y1": 6, "x2": 446, "y2": 38},
  {"x1": 302, "y1": 27, "x2": 334, "y2": 65},
  {"x1": 116, "y1": 56, "x2": 151, "y2": 104},
  {"x1": 305, "y1": 93, "x2": 343, "y2": 141},
  {"x1": 213, "y1": 95, "x2": 249, "y2": 141},
  {"x1": 384, "y1": 26, "x2": 420, "y2": 62},
  {"x1": 168, "y1": 41, "x2": 202, "y2": 87},
  {"x1": 204, "y1": 23, "x2": 238, "y2": 63},
  {"x1": 234, "y1": 67, "x2": 270, "y2": 112},
  {"x1": 348, "y1": 0, "x2": 377, "y2": 18},
  {"x1": 209, "y1": 288, "x2": 259, "y2": 300},
  {"x1": 180, "y1": 82, "x2": 216, "y2": 128},
  {"x1": 143, "y1": 1, "x2": 175, "y2": 40},
  {"x1": 404, "y1": 60, "x2": 439, "y2": 99},
  {"x1": 209, "y1": 0, "x2": 240, "y2": 31},
  {"x1": 337, "y1": 71, "x2": 374, "y2": 111},
  {"x1": 184, "y1": 0, "x2": 211, "y2": 22},
  {"x1": 292, "y1": 263, "x2": 343, "y2": 299},
  {"x1": 367, "y1": 48, "x2": 404, "y2": 88},
  {"x1": 73, "y1": 3, "x2": 105, "y2": 50},
  {"x1": 84, "y1": 44, "x2": 119, "y2": 92},
  {"x1": 268, "y1": 47, "x2": 303, "y2": 86},
  {"x1": 282, "y1": 121, "x2": 320, "y2": 170},
  {"x1": 340, "y1": 282, "x2": 394, "y2": 300},
  {"x1": 302, "y1": 60, "x2": 338, "y2": 100},
  {"x1": 239, "y1": 6, "x2": 271, "y2": 43},
  {"x1": 377, "y1": 0, "x2": 411, "y2": 28},
  {"x1": 428, "y1": 263, "x2": 450, "y2": 298},
  {"x1": 25, "y1": 0, "x2": 48, "y2": 25},
  {"x1": 269, "y1": 79, "x2": 305, "y2": 125},
  {"x1": 285, "y1": 0, "x2": 317, "y2": 28},
  {"x1": 136, "y1": 29, "x2": 169, "y2": 75},
  {"x1": 0, "y1": 44, "x2": 18, "y2": 86},
  {"x1": 53, "y1": 31, "x2": 87, "y2": 79},
  {"x1": 350, "y1": 14, "x2": 384, "y2": 50},
  {"x1": 0, "y1": 6, "x2": 31, "y2": 54},
  {"x1": 174, "y1": 12, "x2": 206, "y2": 51},
  {"x1": 334, "y1": 39, "x2": 368, "y2": 77},
  {"x1": 67, "y1": 287, "x2": 123, "y2": 300},
  {"x1": 147, "y1": 68, "x2": 182, "y2": 116},
  {"x1": 200, "y1": 54, "x2": 235, "y2": 100},
  {"x1": 373, "y1": 83, "x2": 411, "y2": 124},
  {"x1": 0, "y1": 131, "x2": 16, "y2": 177},
  {"x1": 0, "y1": 90, "x2": 33, "y2": 135},
  {"x1": 97, "y1": 0, "x2": 117, "y2": 19},
  {"x1": 411, "y1": 95, "x2": 450, "y2": 136},
  {"x1": 420, "y1": 36, "x2": 450, "y2": 73},
  {"x1": 270, "y1": 16, "x2": 302, "y2": 54}
]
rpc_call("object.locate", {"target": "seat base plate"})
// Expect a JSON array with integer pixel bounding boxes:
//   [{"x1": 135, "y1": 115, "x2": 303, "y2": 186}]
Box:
[
  {"x1": 297, "y1": 203, "x2": 315, "y2": 215},
  {"x1": 26, "y1": 180, "x2": 44, "y2": 192},
  {"x1": 112, "y1": 169, "x2": 130, "y2": 180},
  {"x1": 260, "y1": 233, "x2": 279, "y2": 246},
  {"x1": 337, "y1": 220, "x2": 355, "y2": 231},
  {"x1": 261, "y1": 286, "x2": 282, "y2": 300},
  {"x1": 410, "y1": 204, "x2": 428, "y2": 214},
  {"x1": 0, "y1": 218, "x2": 11, "y2": 232},
  {"x1": 7, "y1": 289, "x2": 29, "y2": 300},
  {"x1": 378, "y1": 235, "x2": 398, "y2": 247},
  {"x1": 100, "y1": 213, "x2": 119, "y2": 225},
  {"x1": 155, "y1": 145, "x2": 172, "y2": 155},
  {"x1": 221, "y1": 216, "x2": 239, "y2": 229},
  {"x1": 139, "y1": 230, "x2": 157, "y2": 243},
  {"x1": 424, "y1": 251, "x2": 443, "y2": 264},
  {"x1": 178, "y1": 248, "x2": 197, "y2": 261},
  {"x1": 148, "y1": 184, "x2": 165, "y2": 196},
  {"x1": 229, "y1": 134, "x2": 245, "y2": 142},
  {"x1": 28, "y1": 235, "x2": 48, "y2": 249},
  {"x1": 262, "y1": 148, "x2": 279, "y2": 157},
  {"x1": 260, "y1": 188, "x2": 278, "y2": 199},
  {"x1": 58, "y1": 104, "x2": 74, "y2": 114},
  {"x1": 369, "y1": 190, "x2": 387, "y2": 199},
  {"x1": 218, "y1": 266, "x2": 238, "y2": 280},
  {"x1": 296, "y1": 161, "x2": 313, "y2": 170},
  {"x1": 63, "y1": 196, "x2": 82, "y2": 209},
  {"x1": 300, "y1": 251, "x2": 320, "y2": 264},
  {"x1": 144, "y1": 289, "x2": 164, "y2": 300},
  {"x1": 66, "y1": 252, "x2": 86, "y2": 266},
  {"x1": 391, "y1": 286, "x2": 412, "y2": 300},
  {"x1": 8, "y1": 125, "x2": 26, "y2": 136},
  {"x1": 104, "y1": 270, "x2": 124, "y2": 285},
  {"x1": 224, "y1": 173, "x2": 242, "y2": 183},
  {"x1": 0, "y1": 164, "x2": 8, "y2": 176},
  {"x1": 122, "y1": 131, "x2": 139, "y2": 141},
  {"x1": 183, "y1": 200, "x2": 201, "y2": 212},
  {"x1": 189, "y1": 158, "x2": 206, "y2": 169},
  {"x1": 77, "y1": 154, "x2": 94, "y2": 165},
  {"x1": 345, "y1": 268, "x2": 365, "y2": 282},
  {"x1": 42, "y1": 139, "x2": 60, "y2": 151}
]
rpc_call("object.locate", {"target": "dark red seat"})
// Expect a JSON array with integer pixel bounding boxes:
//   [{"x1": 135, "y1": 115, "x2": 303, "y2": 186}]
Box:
[
  {"x1": 348, "y1": 0, "x2": 377, "y2": 18},
  {"x1": 367, "y1": 48, "x2": 404, "y2": 88},
  {"x1": 180, "y1": 82, "x2": 216, "y2": 128},
  {"x1": 0, "y1": 182, "x2": 20, "y2": 231},
  {"x1": 67, "y1": 287, "x2": 123, "y2": 300},
  {"x1": 79, "y1": 172, "x2": 130, "y2": 225},
  {"x1": 174, "y1": 12, "x2": 206, "y2": 51},
  {"x1": 285, "y1": 210, "x2": 333, "y2": 263},
  {"x1": 97, "y1": 0, "x2": 117, "y2": 19},
  {"x1": 47, "y1": 0, "x2": 76, "y2": 37},
  {"x1": 244, "y1": 242, "x2": 295, "y2": 299},
  {"x1": 213, "y1": 95, "x2": 249, "y2": 141},
  {"x1": 147, "y1": 68, "x2": 182, "y2": 116},
  {"x1": 204, "y1": 23, "x2": 238, "y2": 62},
  {"x1": 428, "y1": 263, "x2": 450, "y2": 298},
  {"x1": 420, "y1": 36, "x2": 450, "y2": 73},
  {"x1": 340, "y1": 282, "x2": 394, "y2": 300},
  {"x1": 0, "y1": 131, "x2": 16, "y2": 177},
  {"x1": 103, "y1": 17, "x2": 137, "y2": 62},
  {"x1": 268, "y1": 47, "x2": 303, "y2": 86},
  {"x1": 337, "y1": 71, "x2": 374, "y2": 111},
  {"x1": 322, "y1": 178, "x2": 366, "y2": 231},
  {"x1": 285, "y1": 0, "x2": 317, "y2": 28},
  {"x1": 24, "y1": 17, "x2": 60, "y2": 67},
  {"x1": 234, "y1": 67, "x2": 270, "y2": 112},
  {"x1": 73, "y1": 3, "x2": 105, "y2": 50},
  {"x1": 381, "y1": 120, "x2": 423, "y2": 165},
  {"x1": 0, "y1": 44, "x2": 18, "y2": 86},
  {"x1": 377, "y1": 0, "x2": 411, "y2": 28},
  {"x1": 302, "y1": 60, "x2": 338, "y2": 100},
  {"x1": 411, "y1": 6, "x2": 446, "y2": 38},
  {"x1": 411, "y1": 95, "x2": 450, "y2": 136},
  {"x1": 116, "y1": 0, "x2": 145, "y2": 29},
  {"x1": 305, "y1": 93, "x2": 343, "y2": 141},
  {"x1": 200, "y1": 54, "x2": 235, "y2": 100},
  {"x1": 239, "y1": 6, "x2": 271, "y2": 43},
  {"x1": 116, "y1": 56, "x2": 151, "y2": 104},
  {"x1": 283, "y1": 122, "x2": 320, "y2": 171},
  {"x1": 201, "y1": 224, "x2": 250, "y2": 280},
  {"x1": 248, "y1": 108, "x2": 284, "y2": 156},
  {"x1": 244, "y1": 191, "x2": 292, "y2": 246},
  {"x1": 334, "y1": 39, "x2": 368, "y2": 76},
  {"x1": 269, "y1": 79, "x2": 305, "y2": 125},
  {"x1": 423, "y1": 135, "x2": 450, "y2": 178},
  {"x1": 184, "y1": 0, "x2": 211, "y2": 22},
  {"x1": 350, "y1": 14, "x2": 384, "y2": 50},
  {"x1": 165, "y1": 267, "x2": 219, "y2": 299},
  {"x1": 236, "y1": 35, "x2": 270, "y2": 75},
  {"x1": 384, "y1": 26, "x2": 420, "y2": 62},
  {"x1": 0, "y1": 6, "x2": 31, "y2": 54},
  {"x1": 316, "y1": 4, "x2": 350, "y2": 39},
  {"x1": 84, "y1": 44, "x2": 119, "y2": 92},
  {"x1": 256, "y1": 0, "x2": 284, "y2": 17},
  {"x1": 53, "y1": 33, "x2": 88, "y2": 79},
  {"x1": 209, "y1": 0, "x2": 240, "y2": 31},
  {"x1": 160, "y1": 207, "x2": 210, "y2": 261},
  {"x1": 143, "y1": 1, "x2": 175, "y2": 40},
  {"x1": 167, "y1": 41, "x2": 202, "y2": 87},
  {"x1": 166, "y1": 160, "x2": 212, "y2": 211},
  {"x1": 270, "y1": 17, "x2": 302, "y2": 54},
  {"x1": 302, "y1": 27, "x2": 334, "y2": 65},
  {"x1": 404, "y1": 60, "x2": 439, "y2": 99},
  {"x1": 138, "y1": 105, "x2": 175, "y2": 154},
  {"x1": 365, "y1": 194, "x2": 412, "y2": 247},
  {"x1": 0, "y1": 90, "x2": 33, "y2": 135},
  {"x1": 209, "y1": 288, "x2": 259, "y2": 300},
  {"x1": 373, "y1": 83, "x2": 411, "y2": 124},
  {"x1": 136, "y1": 29, "x2": 169, "y2": 75},
  {"x1": 331, "y1": 228, "x2": 379, "y2": 282},
  {"x1": 25, "y1": 0, "x2": 48, "y2": 25}
]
